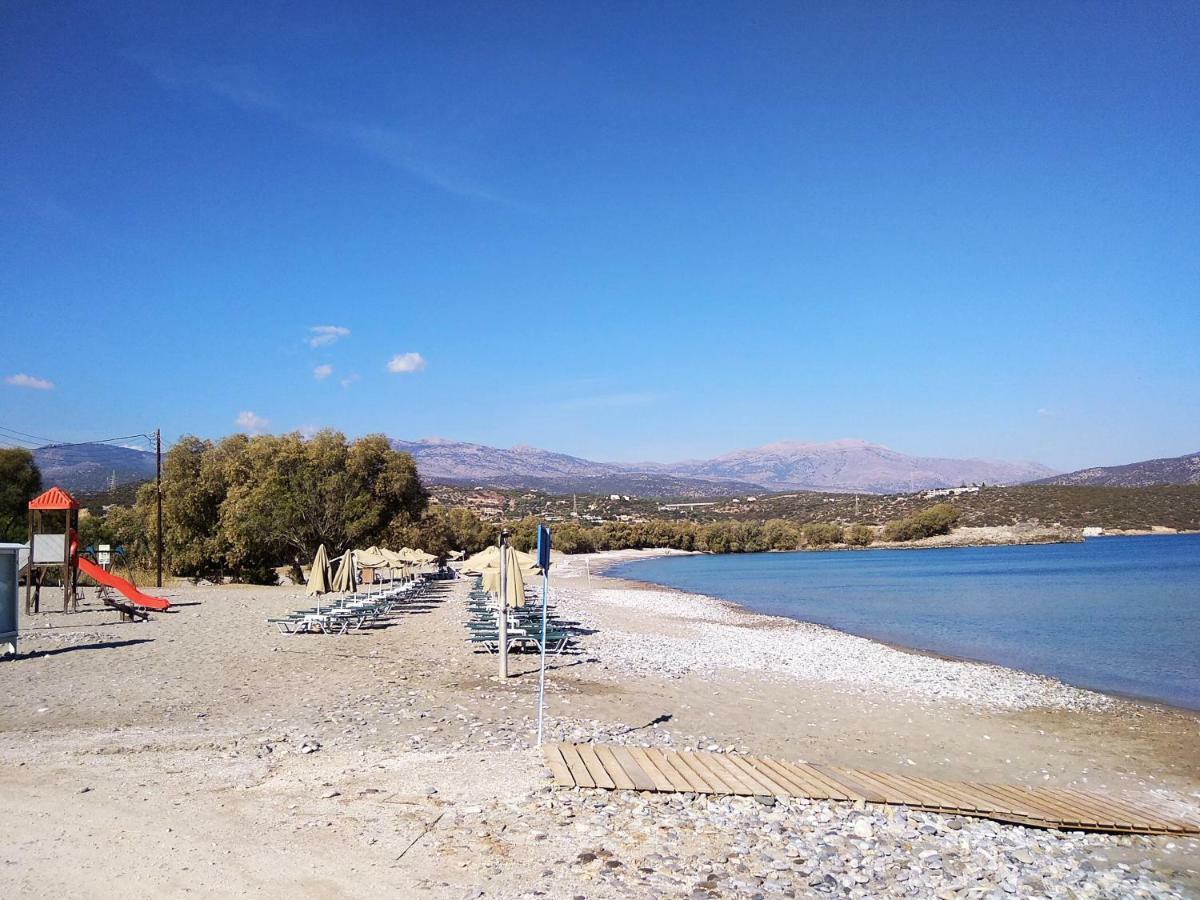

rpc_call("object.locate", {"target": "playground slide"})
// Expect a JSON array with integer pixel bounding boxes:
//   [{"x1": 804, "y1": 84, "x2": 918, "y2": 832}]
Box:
[{"x1": 77, "y1": 557, "x2": 171, "y2": 611}]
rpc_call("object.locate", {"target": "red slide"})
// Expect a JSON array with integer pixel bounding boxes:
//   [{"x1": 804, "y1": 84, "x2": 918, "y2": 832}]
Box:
[{"x1": 77, "y1": 556, "x2": 172, "y2": 611}]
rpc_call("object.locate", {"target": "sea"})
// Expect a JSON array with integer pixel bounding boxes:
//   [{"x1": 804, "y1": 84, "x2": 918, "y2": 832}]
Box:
[{"x1": 608, "y1": 534, "x2": 1200, "y2": 710}]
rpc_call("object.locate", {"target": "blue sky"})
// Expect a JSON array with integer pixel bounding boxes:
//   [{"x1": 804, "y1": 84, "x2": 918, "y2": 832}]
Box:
[{"x1": 1, "y1": 1, "x2": 1197, "y2": 471}]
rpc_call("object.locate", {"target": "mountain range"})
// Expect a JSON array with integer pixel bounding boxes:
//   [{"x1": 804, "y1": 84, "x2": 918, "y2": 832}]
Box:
[
  {"x1": 393, "y1": 437, "x2": 1056, "y2": 496},
  {"x1": 33, "y1": 437, "x2": 1197, "y2": 500},
  {"x1": 1032, "y1": 450, "x2": 1200, "y2": 488},
  {"x1": 31, "y1": 443, "x2": 157, "y2": 494}
]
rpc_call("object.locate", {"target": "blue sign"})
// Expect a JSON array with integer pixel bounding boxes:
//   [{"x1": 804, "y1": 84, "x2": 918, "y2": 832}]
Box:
[{"x1": 536, "y1": 524, "x2": 552, "y2": 571}]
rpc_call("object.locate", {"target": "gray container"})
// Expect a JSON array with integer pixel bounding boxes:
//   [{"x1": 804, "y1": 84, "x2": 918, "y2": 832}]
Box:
[{"x1": 0, "y1": 543, "x2": 22, "y2": 657}]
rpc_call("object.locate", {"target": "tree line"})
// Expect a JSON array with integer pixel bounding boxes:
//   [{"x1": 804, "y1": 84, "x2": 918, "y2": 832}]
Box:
[{"x1": 4, "y1": 440, "x2": 964, "y2": 584}]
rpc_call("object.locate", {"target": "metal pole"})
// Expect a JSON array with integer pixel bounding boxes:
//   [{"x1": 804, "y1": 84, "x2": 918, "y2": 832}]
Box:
[
  {"x1": 155, "y1": 428, "x2": 163, "y2": 588},
  {"x1": 498, "y1": 532, "x2": 508, "y2": 679},
  {"x1": 536, "y1": 567, "x2": 549, "y2": 746}
]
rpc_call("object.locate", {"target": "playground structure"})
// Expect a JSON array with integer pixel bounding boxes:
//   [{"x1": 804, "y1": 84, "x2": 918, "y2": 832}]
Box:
[
  {"x1": 25, "y1": 486, "x2": 80, "y2": 613},
  {"x1": 24, "y1": 486, "x2": 170, "y2": 617}
]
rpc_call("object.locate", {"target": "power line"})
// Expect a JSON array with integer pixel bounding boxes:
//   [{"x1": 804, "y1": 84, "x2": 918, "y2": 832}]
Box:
[
  {"x1": 0, "y1": 424, "x2": 156, "y2": 451},
  {"x1": 0, "y1": 425, "x2": 53, "y2": 445}
]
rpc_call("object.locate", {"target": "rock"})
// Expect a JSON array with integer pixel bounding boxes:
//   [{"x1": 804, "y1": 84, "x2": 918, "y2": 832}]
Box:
[
  {"x1": 321, "y1": 789, "x2": 340, "y2": 799},
  {"x1": 852, "y1": 819, "x2": 873, "y2": 840}
]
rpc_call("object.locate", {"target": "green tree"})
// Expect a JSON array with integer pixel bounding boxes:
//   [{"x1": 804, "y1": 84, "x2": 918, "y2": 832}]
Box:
[
  {"x1": 845, "y1": 524, "x2": 875, "y2": 547},
  {"x1": 802, "y1": 523, "x2": 844, "y2": 547},
  {"x1": 0, "y1": 448, "x2": 41, "y2": 541},
  {"x1": 761, "y1": 519, "x2": 801, "y2": 550},
  {"x1": 220, "y1": 431, "x2": 426, "y2": 578},
  {"x1": 882, "y1": 503, "x2": 961, "y2": 541}
]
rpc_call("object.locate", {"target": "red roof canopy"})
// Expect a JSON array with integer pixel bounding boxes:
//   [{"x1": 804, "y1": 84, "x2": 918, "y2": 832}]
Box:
[{"x1": 29, "y1": 486, "x2": 79, "y2": 510}]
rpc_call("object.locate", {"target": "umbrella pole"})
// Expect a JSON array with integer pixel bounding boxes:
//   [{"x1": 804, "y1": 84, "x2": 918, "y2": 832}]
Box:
[
  {"x1": 498, "y1": 534, "x2": 509, "y2": 679},
  {"x1": 536, "y1": 567, "x2": 549, "y2": 746}
]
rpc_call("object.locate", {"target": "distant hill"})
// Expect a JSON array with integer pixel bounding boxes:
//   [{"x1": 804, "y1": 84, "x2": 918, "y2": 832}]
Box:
[
  {"x1": 1032, "y1": 451, "x2": 1200, "y2": 487},
  {"x1": 649, "y1": 439, "x2": 1056, "y2": 494},
  {"x1": 32, "y1": 443, "x2": 156, "y2": 494},
  {"x1": 391, "y1": 438, "x2": 760, "y2": 497},
  {"x1": 394, "y1": 437, "x2": 1055, "y2": 497}
]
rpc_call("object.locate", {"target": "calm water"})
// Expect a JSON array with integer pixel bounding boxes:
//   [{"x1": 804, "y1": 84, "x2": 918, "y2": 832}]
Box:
[{"x1": 609, "y1": 535, "x2": 1200, "y2": 710}]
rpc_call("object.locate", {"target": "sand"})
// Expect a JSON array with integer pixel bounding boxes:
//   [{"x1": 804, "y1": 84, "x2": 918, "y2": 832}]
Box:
[{"x1": 1, "y1": 552, "x2": 1197, "y2": 897}]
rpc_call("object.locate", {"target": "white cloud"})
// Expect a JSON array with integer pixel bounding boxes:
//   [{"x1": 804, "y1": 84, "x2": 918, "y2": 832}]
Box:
[
  {"x1": 313, "y1": 364, "x2": 333, "y2": 380},
  {"x1": 308, "y1": 325, "x2": 350, "y2": 348},
  {"x1": 235, "y1": 410, "x2": 269, "y2": 433},
  {"x1": 299, "y1": 424, "x2": 321, "y2": 439},
  {"x1": 387, "y1": 352, "x2": 427, "y2": 374},
  {"x1": 340, "y1": 374, "x2": 360, "y2": 389},
  {"x1": 1037, "y1": 408, "x2": 1057, "y2": 418},
  {"x1": 5, "y1": 373, "x2": 54, "y2": 390}
]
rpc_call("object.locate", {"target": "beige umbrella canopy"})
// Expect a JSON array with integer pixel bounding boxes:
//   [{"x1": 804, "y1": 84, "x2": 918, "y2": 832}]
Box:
[
  {"x1": 462, "y1": 545, "x2": 540, "y2": 576},
  {"x1": 306, "y1": 544, "x2": 331, "y2": 597},
  {"x1": 481, "y1": 544, "x2": 527, "y2": 608},
  {"x1": 331, "y1": 550, "x2": 358, "y2": 593},
  {"x1": 354, "y1": 547, "x2": 390, "y2": 568}
]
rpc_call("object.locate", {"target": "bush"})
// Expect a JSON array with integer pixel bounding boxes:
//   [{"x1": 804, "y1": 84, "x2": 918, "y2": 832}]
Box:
[
  {"x1": 802, "y1": 523, "x2": 844, "y2": 547},
  {"x1": 882, "y1": 503, "x2": 960, "y2": 541},
  {"x1": 845, "y1": 524, "x2": 875, "y2": 546}
]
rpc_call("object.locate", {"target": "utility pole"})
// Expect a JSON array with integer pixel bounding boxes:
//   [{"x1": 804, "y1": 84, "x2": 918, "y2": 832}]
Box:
[{"x1": 155, "y1": 428, "x2": 163, "y2": 588}]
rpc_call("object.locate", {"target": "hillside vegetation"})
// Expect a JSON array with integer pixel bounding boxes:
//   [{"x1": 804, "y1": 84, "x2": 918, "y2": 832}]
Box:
[{"x1": 433, "y1": 483, "x2": 1200, "y2": 532}]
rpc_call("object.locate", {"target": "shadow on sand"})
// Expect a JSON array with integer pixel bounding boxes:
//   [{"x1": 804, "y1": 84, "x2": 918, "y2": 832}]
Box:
[{"x1": 10, "y1": 638, "x2": 154, "y2": 660}]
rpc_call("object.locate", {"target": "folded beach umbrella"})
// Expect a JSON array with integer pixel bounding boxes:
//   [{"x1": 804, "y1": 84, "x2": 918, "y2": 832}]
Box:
[
  {"x1": 305, "y1": 543, "x2": 331, "y2": 597},
  {"x1": 481, "y1": 544, "x2": 527, "y2": 608},
  {"x1": 331, "y1": 550, "x2": 358, "y2": 593}
]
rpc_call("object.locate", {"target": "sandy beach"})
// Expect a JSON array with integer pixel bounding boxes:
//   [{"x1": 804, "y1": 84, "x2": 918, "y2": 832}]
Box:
[{"x1": 2, "y1": 552, "x2": 1198, "y2": 898}]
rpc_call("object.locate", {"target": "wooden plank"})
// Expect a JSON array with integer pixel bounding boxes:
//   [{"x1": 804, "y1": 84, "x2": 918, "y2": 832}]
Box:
[
  {"x1": 1064, "y1": 789, "x2": 1177, "y2": 832},
  {"x1": 724, "y1": 754, "x2": 791, "y2": 797},
  {"x1": 642, "y1": 748, "x2": 695, "y2": 792},
  {"x1": 902, "y1": 775, "x2": 994, "y2": 814},
  {"x1": 780, "y1": 761, "x2": 853, "y2": 801},
  {"x1": 542, "y1": 744, "x2": 575, "y2": 787},
  {"x1": 539, "y1": 745, "x2": 1198, "y2": 837},
  {"x1": 812, "y1": 765, "x2": 887, "y2": 804},
  {"x1": 656, "y1": 749, "x2": 713, "y2": 793},
  {"x1": 686, "y1": 748, "x2": 739, "y2": 792},
  {"x1": 702, "y1": 753, "x2": 762, "y2": 796},
  {"x1": 746, "y1": 756, "x2": 817, "y2": 797},
  {"x1": 953, "y1": 782, "x2": 1040, "y2": 819},
  {"x1": 882, "y1": 773, "x2": 973, "y2": 813},
  {"x1": 628, "y1": 747, "x2": 677, "y2": 792},
  {"x1": 1058, "y1": 787, "x2": 1175, "y2": 833},
  {"x1": 671, "y1": 751, "x2": 725, "y2": 793},
  {"x1": 577, "y1": 744, "x2": 617, "y2": 791},
  {"x1": 559, "y1": 744, "x2": 596, "y2": 789},
  {"x1": 609, "y1": 745, "x2": 658, "y2": 792},
  {"x1": 1019, "y1": 787, "x2": 1103, "y2": 828},
  {"x1": 987, "y1": 784, "x2": 1082, "y2": 826},
  {"x1": 594, "y1": 745, "x2": 637, "y2": 791},
  {"x1": 1041, "y1": 788, "x2": 1128, "y2": 830},
  {"x1": 852, "y1": 770, "x2": 935, "y2": 808}
]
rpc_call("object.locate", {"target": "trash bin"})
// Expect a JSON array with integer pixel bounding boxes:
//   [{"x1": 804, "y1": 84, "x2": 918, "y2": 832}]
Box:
[{"x1": 0, "y1": 543, "x2": 22, "y2": 657}]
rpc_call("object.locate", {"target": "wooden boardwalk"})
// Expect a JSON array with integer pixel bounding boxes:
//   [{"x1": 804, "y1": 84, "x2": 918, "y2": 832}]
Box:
[{"x1": 543, "y1": 743, "x2": 1200, "y2": 837}]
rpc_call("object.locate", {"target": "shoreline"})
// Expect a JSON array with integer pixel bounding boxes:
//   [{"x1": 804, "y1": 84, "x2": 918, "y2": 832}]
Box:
[{"x1": 572, "y1": 546, "x2": 1200, "y2": 718}]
